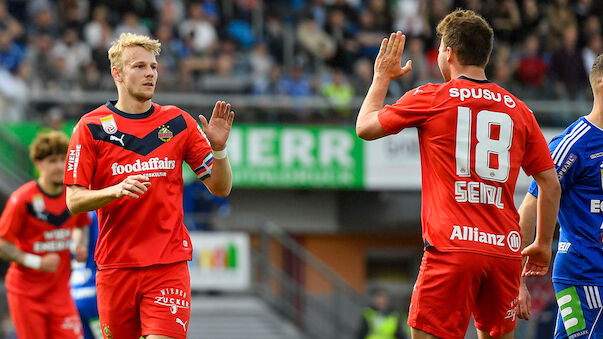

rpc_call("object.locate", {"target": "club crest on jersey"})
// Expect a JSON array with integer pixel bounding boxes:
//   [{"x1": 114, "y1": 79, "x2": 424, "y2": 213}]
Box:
[
  {"x1": 100, "y1": 115, "x2": 118, "y2": 135},
  {"x1": 158, "y1": 125, "x2": 173, "y2": 142},
  {"x1": 32, "y1": 194, "x2": 45, "y2": 214},
  {"x1": 102, "y1": 323, "x2": 113, "y2": 339}
]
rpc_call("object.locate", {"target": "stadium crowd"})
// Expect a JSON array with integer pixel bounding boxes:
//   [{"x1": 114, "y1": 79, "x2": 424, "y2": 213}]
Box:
[{"x1": 0, "y1": 0, "x2": 602, "y2": 123}]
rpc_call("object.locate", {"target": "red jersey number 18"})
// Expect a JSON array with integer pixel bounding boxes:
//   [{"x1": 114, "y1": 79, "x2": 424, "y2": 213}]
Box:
[{"x1": 455, "y1": 106, "x2": 514, "y2": 183}]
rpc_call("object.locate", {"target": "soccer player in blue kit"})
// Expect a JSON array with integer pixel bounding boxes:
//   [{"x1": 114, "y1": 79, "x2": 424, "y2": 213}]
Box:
[
  {"x1": 518, "y1": 54, "x2": 603, "y2": 338},
  {"x1": 70, "y1": 211, "x2": 100, "y2": 339}
]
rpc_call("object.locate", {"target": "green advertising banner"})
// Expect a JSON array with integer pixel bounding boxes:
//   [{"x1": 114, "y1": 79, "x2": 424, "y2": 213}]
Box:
[{"x1": 228, "y1": 125, "x2": 363, "y2": 189}]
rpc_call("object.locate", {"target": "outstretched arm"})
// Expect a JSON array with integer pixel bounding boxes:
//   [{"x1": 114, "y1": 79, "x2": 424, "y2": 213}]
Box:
[
  {"x1": 517, "y1": 192, "x2": 538, "y2": 319},
  {"x1": 356, "y1": 31, "x2": 412, "y2": 140}
]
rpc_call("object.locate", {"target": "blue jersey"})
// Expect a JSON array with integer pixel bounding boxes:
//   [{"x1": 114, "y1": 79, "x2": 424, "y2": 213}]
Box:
[{"x1": 528, "y1": 117, "x2": 603, "y2": 285}]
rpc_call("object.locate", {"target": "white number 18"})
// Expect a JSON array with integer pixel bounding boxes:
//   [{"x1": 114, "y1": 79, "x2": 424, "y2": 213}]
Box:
[{"x1": 455, "y1": 107, "x2": 513, "y2": 183}]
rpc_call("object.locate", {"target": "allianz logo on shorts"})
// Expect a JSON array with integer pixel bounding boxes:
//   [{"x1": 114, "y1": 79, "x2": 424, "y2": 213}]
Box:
[
  {"x1": 111, "y1": 157, "x2": 176, "y2": 175},
  {"x1": 450, "y1": 225, "x2": 521, "y2": 252},
  {"x1": 154, "y1": 288, "x2": 190, "y2": 314}
]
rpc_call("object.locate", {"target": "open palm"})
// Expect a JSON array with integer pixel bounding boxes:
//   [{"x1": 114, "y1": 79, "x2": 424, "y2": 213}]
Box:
[
  {"x1": 199, "y1": 101, "x2": 235, "y2": 151},
  {"x1": 374, "y1": 31, "x2": 412, "y2": 81}
]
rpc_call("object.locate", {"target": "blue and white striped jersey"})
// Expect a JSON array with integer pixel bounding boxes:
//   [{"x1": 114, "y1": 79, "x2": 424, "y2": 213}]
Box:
[{"x1": 528, "y1": 117, "x2": 603, "y2": 285}]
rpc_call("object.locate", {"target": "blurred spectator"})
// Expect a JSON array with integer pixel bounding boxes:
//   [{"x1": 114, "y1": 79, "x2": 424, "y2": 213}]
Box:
[
  {"x1": 0, "y1": 27, "x2": 24, "y2": 72},
  {"x1": 356, "y1": 289, "x2": 407, "y2": 339},
  {"x1": 248, "y1": 42, "x2": 274, "y2": 88},
  {"x1": 367, "y1": 0, "x2": 392, "y2": 32},
  {"x1": 401, "y1": 37, "x2": 430, "y2": 88},
  {"x1": 24, "y1": 32, "x2": 53, "y2": 91},
  {"x1": 296, "y1": 17, "x2": 336, "y2": 61},
  {"x1": 325, "y1": 8, "x2": 356, "y2": 70},
  {"x1": 51, "y1": 27, "x2": 91, "y2": 81},
  {"x1": 113, "y1": 11, "x2": 150, "y2": 39},
  {"x1": 516, "y1": 34, "x2": 548, "y2": 97},
  {"x1": 393, "y1": 0, "x2": 427, "y2": 37},
  {"x1": 582, "y1": 34, "x2": 602, "y2": 75},
  {"x1": 26, "y1": 3, "x2": 57, "y2": 37},
  {"x1": 321, "y1": 68, "x2": 354, "y2": 117},
  {"x1": 306, "y1": 0, "x2": 328, "y2": 29},
  {"x1": 252, "y1": 64, "x2": 282, "y2": 95},
  {"x1": 179, "y1": 3, "x2": 217, "y2": 55},
  {"x1": 488, "y1": 0, "x2": 521, "y2": 43},
  {"x1": 521, "y1": 0, "x2": 545, "y2": 36},
  {"x1": 549, "y1": 25, "x2": 588, "y2": 100},
  {"x1": 579, "y1": 14, "x2": 601, "y2": 48},
  {"x1": 198, "y1": 49, "x2": 249, "y2": 94},
  {"x1": 0, "y1": 62, "x2": 28, "y2": 121},
  {"x1": 0, "y1": 1, "x2": 22, "y2": 40},
  {"x1": 356, "y1": 9, "x2": 386, "y2": 60},
  {"x1": 153, "y1": 0, "x2": 186, "y2": 27},
  {"x1": 83, "y1": 6, "x2": 112, "y2": 50},
  {"x1": 545, "y1": 0, "x2": 577, "y2": 51},
  {"x1": 279, "y1": 65, "x2": 313, "y2": 97}
]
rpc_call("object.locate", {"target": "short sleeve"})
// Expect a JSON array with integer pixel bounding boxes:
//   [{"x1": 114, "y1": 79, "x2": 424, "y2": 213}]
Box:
[
  {"x1": 546, "y1": 134, "x2": 580, "y2": 191},
  {"x1": 64, "y1": 121, "x2": 97, "y2": 188},
  {"x1": 521, "y1": 114, "x2": 555, "y2": 176},
  {"x1": 0, "y1": 193, "x2": 25, "y2": 243},
  {"x1": 74, "y1": 211, "x2": 91, "y2": 228},
  {"x1": 183, "y1": 116, "x2": 214, "y2": 181},
  {"x1": 377, "y1": 84, "x2": 437, "y2": 134},
  {"x1": 527, "y1": 179, "x2": 539, "y2": 197}
]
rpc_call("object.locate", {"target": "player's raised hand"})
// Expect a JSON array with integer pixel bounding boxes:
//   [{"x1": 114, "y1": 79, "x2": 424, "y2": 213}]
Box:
[
  {"x1": 114, "y1": 175, "x2": 151, "y2": 199},
  {"x1": 199, "y1": 101, "x2": 235, "y2": 151},
  {"x1": 74, "y1": 244, "x2": 87, "y2": 262},
  {"x1": 517, "y1": 279, "x2": 532, "y2": 320},
  {"x1": 374, "y1": 31, "x2": 412, "y2": 81},
  {"x1": 40, "y1": 253, "x2": 60, "y2": 272},
  {"x1": 521, "y1": 241, "x2": 551, "y2": 277}
]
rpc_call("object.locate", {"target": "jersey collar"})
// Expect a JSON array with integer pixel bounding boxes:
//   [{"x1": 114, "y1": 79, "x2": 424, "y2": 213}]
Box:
[
  {"x1": 105, "y1": 100, "x2": 155, "y2": 119},
  {"x1": 35, "y1": 181, "x2": 63, "y2": 198},
  {"x1": 458, "y1": 75, "x2": 492, "y2": 84}
]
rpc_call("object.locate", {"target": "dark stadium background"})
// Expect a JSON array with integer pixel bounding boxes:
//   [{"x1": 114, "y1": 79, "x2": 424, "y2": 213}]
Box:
[{"x1": 0, "y1": 0, "x2": 598, "y2": 338}]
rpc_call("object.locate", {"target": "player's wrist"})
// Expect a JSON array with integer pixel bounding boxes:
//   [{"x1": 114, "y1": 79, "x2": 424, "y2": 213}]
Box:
[
  {"x1": 212, "y1": 148, "x2": 227, "y2": 159},
  {"x1": 22, "y1": 253, "x2": 42, "y2": 269}
]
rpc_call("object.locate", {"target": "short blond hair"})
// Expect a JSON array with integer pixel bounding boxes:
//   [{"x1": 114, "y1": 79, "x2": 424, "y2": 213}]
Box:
[
  {"x1": 590, "y1": 53, "x2": 603, "y2": 91},
  {"x1": 29, "y1": 131, "x2": 69, "y2": 162},
  {"x1": 108, "y1": 33, "x2": 161, "y2": 70}
]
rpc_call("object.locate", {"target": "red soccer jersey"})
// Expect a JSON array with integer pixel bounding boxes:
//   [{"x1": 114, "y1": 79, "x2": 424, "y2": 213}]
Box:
[
  {"x1": 378, "y1": 77, "x2": 554, "y2": 259},
  {"x1": 64, "y1": 101, "x2": 213, "y2": 269},
  {"x1": 0, "y1": 181, "x2": 90, "y2": 298}
]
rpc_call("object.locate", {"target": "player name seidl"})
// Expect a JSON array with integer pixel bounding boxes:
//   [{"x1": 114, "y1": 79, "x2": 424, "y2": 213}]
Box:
[{"x1": 454, "y1": 180, "x2": 504, "y2": 209}]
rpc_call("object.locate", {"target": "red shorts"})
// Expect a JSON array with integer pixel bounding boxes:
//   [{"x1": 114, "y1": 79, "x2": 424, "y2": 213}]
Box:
[
  {"x1": 7, "y1": 291, "x2": 83, "y2": 339},
  {"x1": 96, "y1": 261, "x2": 191, "y2": 339},
  {"x1": 408, "y1": 247, "x2": 522, "y2": 339}
]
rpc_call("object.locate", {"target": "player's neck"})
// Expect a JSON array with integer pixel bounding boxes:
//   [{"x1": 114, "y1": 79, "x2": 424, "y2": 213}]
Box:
[
  {"x1": 37, "y1": 176, "x2": 63, "y2": 196},
  {"x1": 451, "y1": 65, "x2": 487, "y2": 81},
  {"x1": 114, "y1": 97, "x2": 152, "y2": 114},
  {"x1": 586, "y1": 101, "x2": 603, "y2": 129}
]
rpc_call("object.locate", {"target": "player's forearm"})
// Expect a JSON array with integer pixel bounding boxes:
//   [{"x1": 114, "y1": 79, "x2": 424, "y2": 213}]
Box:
[
  {"x1": 72, "y1": 226, "x2": 89, "y2": 249},
  {"x1": 0, "y1": 238, "x2": 24, "y2": 264},
  {"x1": 533, "y1": 169, "x2": 561, "y2": 246},
  {"x1": 203, "y1": 157, "x2": 232, "y2": 197},
  {"x1": 518, "y1": 192, "x2": 538, "y2": 250},
  {"x1": 356, "y1": 75, "x2": 390, "y2": 140},
  {"x1": 66, "y1": 185, "x2": 119, "y2": 214}
]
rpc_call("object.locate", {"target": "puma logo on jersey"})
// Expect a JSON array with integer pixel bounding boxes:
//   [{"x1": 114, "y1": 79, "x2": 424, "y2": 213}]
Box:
[
  {"x1": 176, "y1": 318, "x2": 187, "y2": 331},
  {"x1": 110, "y1": 134, "x2": 125, "y2": 146}
]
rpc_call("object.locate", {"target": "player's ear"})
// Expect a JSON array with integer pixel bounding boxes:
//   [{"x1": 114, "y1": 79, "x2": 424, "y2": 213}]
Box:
[
  {"x1": 446, "y1": 46, "x2": 454, "y2": 63},
  {"x1": 111, "y1": 66, "x2": 122, "y2": 83}
]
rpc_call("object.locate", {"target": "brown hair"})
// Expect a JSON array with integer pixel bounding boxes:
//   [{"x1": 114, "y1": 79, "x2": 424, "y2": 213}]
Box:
[
  {"x1": 589, "y1": 53, "x2": 603, "y2": 90},
  {"x1": 29, "y1": 131, "x2": 69, "y2": 162},
  {"x1": 108, "y1": 33, "x2": 161, "y2": 70},
  {"x1": 436, "y1": 9, "x2": 494, "y2": 67}
]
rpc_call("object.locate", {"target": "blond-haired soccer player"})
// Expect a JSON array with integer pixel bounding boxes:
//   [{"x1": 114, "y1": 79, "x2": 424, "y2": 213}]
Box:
[
  {"x1": 0, "y1": 131, "x2": 90, "y2": 338},
  {"x1": 517, "y1": 54, "x2": 603, "y2": 339},
  {"x1": 64, "y1": 33, "x2": 233, "y2": 338},
  {"x1": 356, "y1": 10, "x2": 561, "y2": 339}
]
